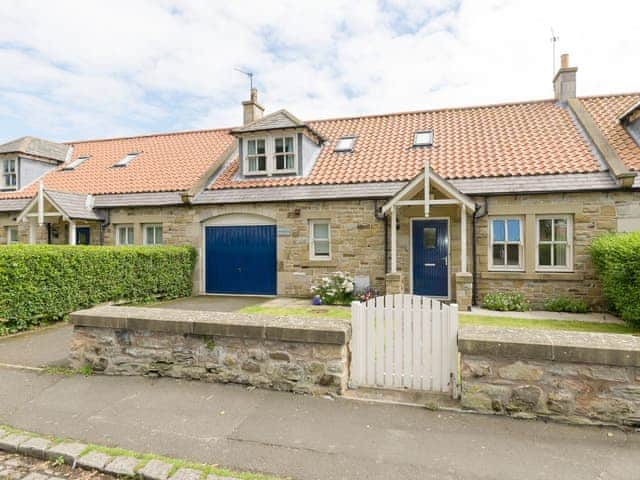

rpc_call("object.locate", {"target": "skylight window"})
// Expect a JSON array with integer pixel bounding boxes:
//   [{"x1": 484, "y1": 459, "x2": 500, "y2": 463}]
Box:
[
  {"x1": 413, "y1": 130, "x2": 434, "y2": 147},
  {"x1": 335, "y1": 136, "x2": 356, "y2": 152},
  {"x1": 63, "y1": 156, "x2": 90, "y2": 171},
  {"x1": 113, "y1": 152, "x2": 139, "y2": 167}
]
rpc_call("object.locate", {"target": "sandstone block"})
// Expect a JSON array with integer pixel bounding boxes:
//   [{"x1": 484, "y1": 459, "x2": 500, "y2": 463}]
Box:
[
  {"x1": 46, "y1": 442, "x2": 88, "y2": 464},
  {"x1": 78, "y1": 451, "x2": 113, "y2": 470},
  {"x1": 18, "y1": 437, "x2": 52, "y2": 459},
  {"x1": 139, "y1": 459, "x2": 173, "y2": 480}
]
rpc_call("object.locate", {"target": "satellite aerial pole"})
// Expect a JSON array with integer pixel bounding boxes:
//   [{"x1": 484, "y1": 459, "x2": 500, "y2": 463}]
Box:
[
  {"x1": 550, "y1": 28, "x2": 559, "y2": 75},
  {"x1": 235, "y1": 68, "x2": 254, "y2": 90}
]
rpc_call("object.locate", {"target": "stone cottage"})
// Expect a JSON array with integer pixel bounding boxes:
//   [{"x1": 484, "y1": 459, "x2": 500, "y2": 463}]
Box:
[{"x1": 1, "y1": 54, "x2": 639, "y2": 311}]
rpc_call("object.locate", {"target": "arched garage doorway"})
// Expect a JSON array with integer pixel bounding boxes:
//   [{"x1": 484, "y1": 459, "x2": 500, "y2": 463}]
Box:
[{"x1": 203, "y1": 214, "x2": 277, "y2": 295}]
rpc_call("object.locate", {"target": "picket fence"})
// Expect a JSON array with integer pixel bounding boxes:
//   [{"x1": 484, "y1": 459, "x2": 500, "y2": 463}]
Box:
[{"x1": 350, "y1": 295, "x2": 459, "y2": 397}]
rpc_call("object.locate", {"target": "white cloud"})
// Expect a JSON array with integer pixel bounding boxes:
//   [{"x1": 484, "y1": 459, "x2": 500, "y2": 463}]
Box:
[{"x1": 0, "y1": 0, "x2": 637, "y2": 143}]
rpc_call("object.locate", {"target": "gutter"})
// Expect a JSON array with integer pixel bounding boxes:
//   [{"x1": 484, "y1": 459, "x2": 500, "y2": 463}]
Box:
[{"x1": 471, "y1": 197, "x2": 488, "y2": 306}]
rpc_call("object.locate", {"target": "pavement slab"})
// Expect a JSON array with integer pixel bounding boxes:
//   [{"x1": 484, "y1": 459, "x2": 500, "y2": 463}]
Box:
[
  {"x1": 19, "y1": 437, "x2": 53, "y2": 459},
  {"x1": 103, "y1": 456, "x2": 138, "y2": 476},
  {"x1": 76, "y1": 451, "x2": 112, "y2": 470},
  {"x1": 139, "y1": 459, "x2": 173, "y2": 480},
  {"x1": 170, "y1": 468, "x2": 202, "y2": 480}
]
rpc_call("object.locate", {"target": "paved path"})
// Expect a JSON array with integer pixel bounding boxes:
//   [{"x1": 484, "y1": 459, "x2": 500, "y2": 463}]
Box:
[
  {"x1": 0, "y1": 450, "x2": 116, "y2": 480},
  {"x1": 0, "y1": 324, "x2": 72, "y2": 368},
  {"x1": 0, "y1": 367, "x2": 638, "y2": 480}
]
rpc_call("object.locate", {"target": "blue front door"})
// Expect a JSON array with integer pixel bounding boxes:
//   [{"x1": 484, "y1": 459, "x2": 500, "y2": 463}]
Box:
[
  {"x1": 412, "y1": 219, "x2": 449, "y2": 297},
  {"x1": 205, "y1": 225, "x2": 277, "y2": 295}
]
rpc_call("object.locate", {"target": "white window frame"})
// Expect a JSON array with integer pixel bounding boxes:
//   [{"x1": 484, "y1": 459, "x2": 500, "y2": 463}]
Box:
[
  {"x1": 488, "y1": 217, "x2": 524, "y2": 271},
  {"x1": 273, "y1": 135, "x2": 297, "y2": 173},
  {"x1": 309, "y1": 220, "x2": 331, "y2": 260},
  {"x1": 113, "y1": 152, "x2": 139, "y2": 168},
  {"x1": 536, "y1": 215, "x2": 573, "y2": 272},
  {"x1": 143, "y1": 224, "x2": 163, "y2": 246},
  {"x1": 115, "y1": 224, "x2": 135, "y2": 245},
  {"x1": 6, "y1": 226, "x2": 19, "y2": 244},
  {"x1": 244, "y1": 137, "x2": 268, "y2": 175},
  {"x1": 244, "y1": 135, "x2": 297, "y2": 176},
  {"x1": 2, "y1": 158, "x2": 18, "y2": 189}
]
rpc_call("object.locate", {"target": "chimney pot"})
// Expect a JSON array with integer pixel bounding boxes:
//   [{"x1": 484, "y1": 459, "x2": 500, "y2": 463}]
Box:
[{"x1": 560, "y1": 53, "x2": 569, "y2": 69}]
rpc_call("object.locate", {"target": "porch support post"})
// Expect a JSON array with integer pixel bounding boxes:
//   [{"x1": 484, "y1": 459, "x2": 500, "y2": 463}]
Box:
[
  {"x1": 69, "y1": 221, "x2": 76, "y2": 245},
  {"x1": 29, "y1": 219, "x2": 37, "y2": 244},
  {"x1": 460, "y1": 204, "x2": 467, "y2": 273},
  {"x1": 424, "y1": 160, "x2": 430, "y2": 217},
  {"x1": 390, "y1": 205, "x2": 397, "y2": 273}
]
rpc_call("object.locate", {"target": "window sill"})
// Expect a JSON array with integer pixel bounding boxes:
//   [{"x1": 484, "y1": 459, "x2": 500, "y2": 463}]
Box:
[{"x1": 480, "y1": 271, "x2": 583, "y2": 281}]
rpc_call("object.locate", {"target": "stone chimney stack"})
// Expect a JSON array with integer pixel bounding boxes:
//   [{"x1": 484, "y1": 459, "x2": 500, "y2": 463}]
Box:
[
  {"x1": 242, "y1": 88, "x2": 264, "y2": 125},
  {"x1": 553, "y1": 53, "x2": 577, "y2": 102}
]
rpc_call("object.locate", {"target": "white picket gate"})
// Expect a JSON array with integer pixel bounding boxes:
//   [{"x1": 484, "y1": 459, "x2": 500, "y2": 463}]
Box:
[{"x1": 350, "y1": 295, "x2": 459, "y2": 397}]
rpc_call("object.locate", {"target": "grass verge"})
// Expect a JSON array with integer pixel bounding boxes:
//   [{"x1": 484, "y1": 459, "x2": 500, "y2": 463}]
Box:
[
  {"x1": 239, "y1": 305, "x2": 350, "y2": 320},
  {"x1": 238, "y1": 305, "x2": 639, "y2": 335}
]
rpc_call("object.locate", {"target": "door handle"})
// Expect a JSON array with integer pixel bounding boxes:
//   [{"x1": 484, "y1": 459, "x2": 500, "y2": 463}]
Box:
[
  {"x1": 443, "y1": 257, "x2": 448, "y2": 267},
  {"x1": 424, "y1": 263, "x2": 436, "y2": 267}
]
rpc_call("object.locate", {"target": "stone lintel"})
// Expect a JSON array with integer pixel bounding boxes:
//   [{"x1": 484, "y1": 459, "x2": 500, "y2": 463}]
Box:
[
  {"x1": 70, "y1": 306, "x2": 350, "y2": 345},
  {"x1": 459, "y1": 326, "x2": 640, "y2": 367}
]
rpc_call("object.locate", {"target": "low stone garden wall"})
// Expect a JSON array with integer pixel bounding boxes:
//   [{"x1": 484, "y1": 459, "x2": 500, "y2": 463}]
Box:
[
  {"x1": 69, "y1": 306, "x2": 350, "y2": 395},
  {"x1": 459, "y1": 326, "x2": 640, "y2": 427}
]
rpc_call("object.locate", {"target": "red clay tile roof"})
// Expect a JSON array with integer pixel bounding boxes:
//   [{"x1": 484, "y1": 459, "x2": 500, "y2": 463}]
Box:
[
  {"x1": 0, "y1": 128, "x2": 233, "y2": 199},
  {"x1": 210, "y1": 98, "x2": 610, "y2": 190},
  {"x1": 1, "y1": 93, "x2": 638, "y2": 201},
  {"x1": 579, "y1": 93, "x2": 640, "y2": 172}
]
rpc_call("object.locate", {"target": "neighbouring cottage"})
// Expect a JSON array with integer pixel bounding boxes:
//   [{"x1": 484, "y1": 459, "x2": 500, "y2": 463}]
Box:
[{"x1": 1, "y1": 54, "x2": 639, "y2": 311}]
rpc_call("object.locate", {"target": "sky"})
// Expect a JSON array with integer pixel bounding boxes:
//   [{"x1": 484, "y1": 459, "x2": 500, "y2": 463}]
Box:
[{"x1": 0, "y1": 0, "x2": 638, "y2": 143}]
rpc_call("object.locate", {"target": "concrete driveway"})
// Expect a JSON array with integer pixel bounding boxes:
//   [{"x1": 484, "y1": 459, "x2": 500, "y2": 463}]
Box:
[{"x1": 148, "y1": 295, "x2": 268, "y2": 312}]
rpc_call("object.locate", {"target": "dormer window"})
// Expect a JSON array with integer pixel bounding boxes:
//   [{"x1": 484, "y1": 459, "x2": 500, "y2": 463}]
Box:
[
  {"x1": 413, "y1": 130, "x2": 433, "y2": 147},
  {"x1": 335, "y1": 136, "x2": 355, "y2": 152},
  {"x1": 244, "y1": 136, "x2": 297, "y2": 175},
  {"x1": 113, "y1": 152, "x2": 139, "y2": 167},
  {"x1": 246, "y1": 138, "x2": 267, "y2": 173},
  {"x1": 2, "y1": 158, "x2": 17, "y2": 189},
  {"x1": 63, "y1": 156, "x2": 90, "y2": 171}
]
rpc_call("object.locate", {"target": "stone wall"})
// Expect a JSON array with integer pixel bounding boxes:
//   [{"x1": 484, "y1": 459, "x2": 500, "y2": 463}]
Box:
[
  {"x1": 459, "y1": 326, "x2": 640, "y2": 427},
  {"x1": 473, "y1": 190, "x2": 640, "y2": 310},
  {"x1": 69, "y1": 305, "x2": 351, "y2": 395}
]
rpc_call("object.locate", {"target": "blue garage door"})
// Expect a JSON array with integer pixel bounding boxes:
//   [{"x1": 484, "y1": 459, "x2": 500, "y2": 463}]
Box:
[{"x1": 205, "y1": 225, "x2": 277, "y2": 295}]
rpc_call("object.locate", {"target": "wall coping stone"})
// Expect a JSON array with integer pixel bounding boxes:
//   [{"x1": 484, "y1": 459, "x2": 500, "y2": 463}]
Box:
[
  {"x1": 69, "y1": 306, "x2": 350, "y2": 345},
  {"x1": 459, "y1": 326, "x2": 640, "y2": 367}
]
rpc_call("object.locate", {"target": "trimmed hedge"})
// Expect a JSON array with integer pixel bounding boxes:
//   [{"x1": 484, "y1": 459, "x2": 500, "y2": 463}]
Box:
[
  {"x1": 0, "y1": 245, "x2": 196, "y2": 333},
  {"x1": 591, "y1": 232, "x2": 640, "y2": 326}
]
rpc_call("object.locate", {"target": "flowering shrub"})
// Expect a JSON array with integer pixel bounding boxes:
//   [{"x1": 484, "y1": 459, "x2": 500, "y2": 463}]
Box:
[
  {"x1": 310, "y1": 272, "x2": 355, "y2": 305},
  {"x1": 356, "y1": 286, "x2": 379, "y2": 303}
]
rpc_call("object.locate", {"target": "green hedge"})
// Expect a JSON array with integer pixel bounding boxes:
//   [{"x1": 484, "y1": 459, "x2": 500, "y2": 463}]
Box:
[
  {"x1": 591, "y1": 232, "x2": 640, "y2": 326},
  {"x1": 0, "y1": 245, "x2": 196, "y2": 333}
]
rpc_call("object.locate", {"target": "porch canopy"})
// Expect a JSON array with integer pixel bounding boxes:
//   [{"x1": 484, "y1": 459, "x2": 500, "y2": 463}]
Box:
[
  {"x1": 16, "y1": 183, "x2": 103, "y2": 244},
  {"x1": 381, "y1": 165, "x2": 476, "y2": 275}
]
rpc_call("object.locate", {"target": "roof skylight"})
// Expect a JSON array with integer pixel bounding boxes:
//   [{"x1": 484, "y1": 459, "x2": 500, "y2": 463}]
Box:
[
  {"x1": 413, "y1": 130, "x2": 434, "y2": 147},
  {"x1": 113, "y1": 152, "x2": 139, "y2": 167},
  {"x1": 63, "y1": 156, "x2": 90, "y2": 171},
  {"x1": 335, "y1": 136, "x2": 356, "y2": 152}
]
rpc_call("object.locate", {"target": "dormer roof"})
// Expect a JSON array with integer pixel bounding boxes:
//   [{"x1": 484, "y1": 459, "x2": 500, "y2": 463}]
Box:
[
  {"x1": 231, "y1": 109, "x2": 324, "y2": 142},
  {"x1": 0, "y1": 136, "x2": 70, "y2": 162}
]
